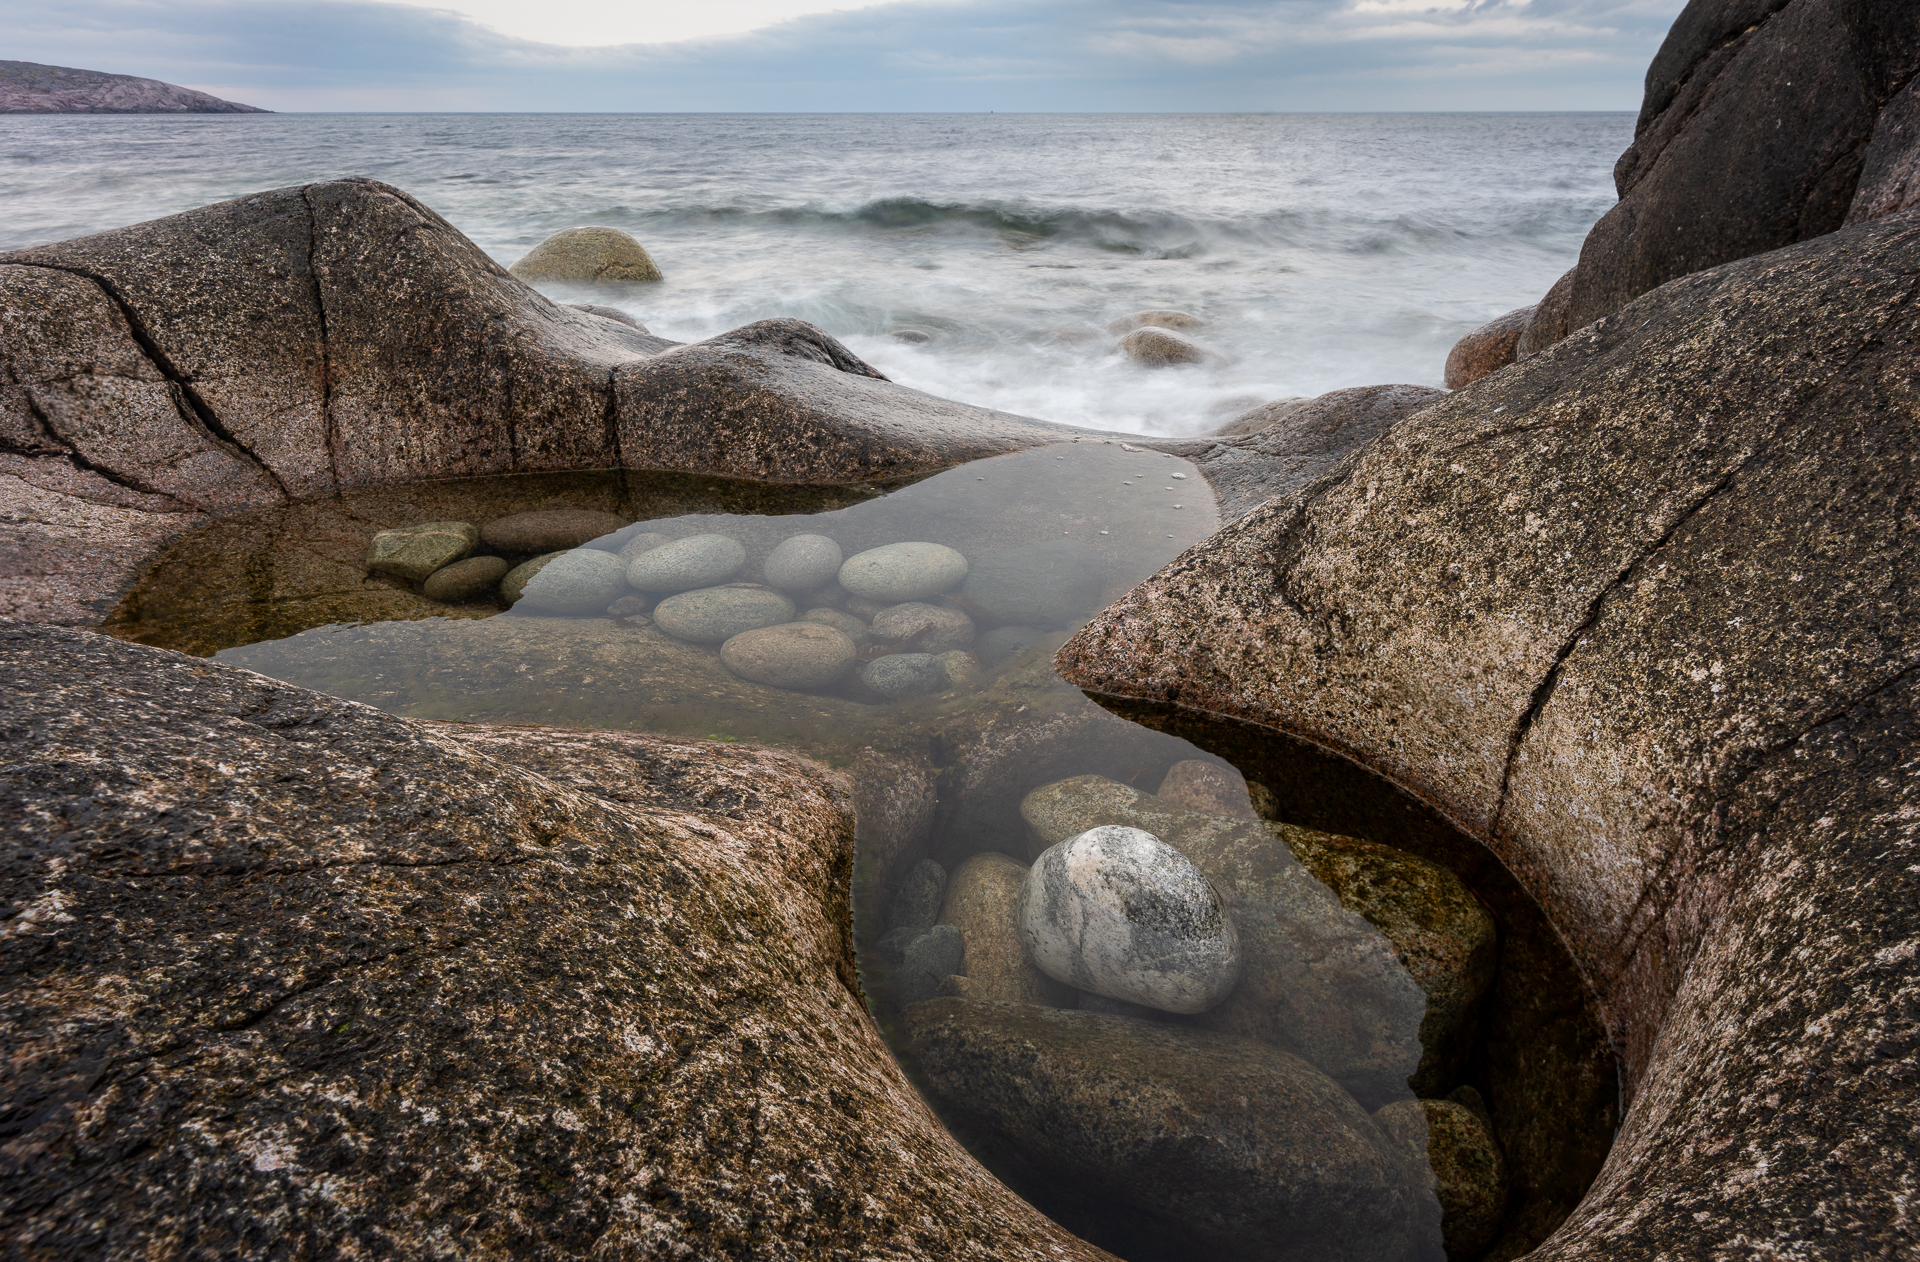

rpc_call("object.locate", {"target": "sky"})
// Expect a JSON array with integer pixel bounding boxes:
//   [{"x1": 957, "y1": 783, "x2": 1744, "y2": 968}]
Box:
[{"x1": 9, "y1": 0, "x2": 1688, "y2": 112}]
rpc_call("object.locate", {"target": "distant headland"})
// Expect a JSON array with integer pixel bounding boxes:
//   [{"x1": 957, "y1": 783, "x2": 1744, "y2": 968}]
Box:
[{"x1": 0, "y1": 60, "x2": 269, "y2": 113}]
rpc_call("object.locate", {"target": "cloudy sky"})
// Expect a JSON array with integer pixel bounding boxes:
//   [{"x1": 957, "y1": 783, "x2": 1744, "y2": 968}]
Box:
[{"x1": 12, "y1": 0, "x2": 1686, "y2": 112}]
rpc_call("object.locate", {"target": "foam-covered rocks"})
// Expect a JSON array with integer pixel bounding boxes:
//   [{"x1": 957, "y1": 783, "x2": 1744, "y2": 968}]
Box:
[
  {"x1": 838, "y1": 543, "x2": 968, "y2": 603},
  {"x1": 1018, "y1": 825, "x2": 1240, "y2": 1015},
  {"x1": 652, "y1": 586, "x2": 795, "y2": 644},
  {"x1": 719, "y1": 623, "x2": 858, "y2": 690},
  {"x1": 626, "y1": 534, "x2": 747, "y2": 593},
  {"x1": 762, "y1": 533, "x2": 844, "y2": 592},
  {"x1": 514, "y1": 548, "x2": 630, "y2": 615}
]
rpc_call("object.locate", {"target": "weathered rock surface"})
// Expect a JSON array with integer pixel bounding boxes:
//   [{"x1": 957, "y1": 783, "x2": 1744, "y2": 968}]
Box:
[
  {"x1": 906, "y1": 1000, "x2": 1429, "y2": 1262},
  {"x1": 939, "y1": 853, "x2": 1075, "y2": 1007},
  {"x1": 1058, "y1": 209, "x2": 1920, "y2": 1257},
  {"x1": 0, "y1": 622, "x2": 1112, "y2": 1261},
  {"x1": 1849, "y1": 74, "x2": 1920, "y2": 223},
  {"x1": 1524, "y1": 0, "x2": 1920, "y2": 349},
  {"x1": 0, "y1": 59, "x2": 269, "y2": 113},
  {"x1": 509, "y1": 226, "x2": 663, "y2": 285},
  {"x1": 1154, "y1": 384, "x2": 1446, "y2": 520},
  {"x1": 1444, "y1": 305, "x2": 1532, "y2": 389},
  {"x1": 1212, "y1": 396, "x2": 1311, "y2": 437},
  {"x1": 1376, "y1": 1099, "x2": 1508, "y2": 1258},
  {"x1": 1019, "y1": 826, "x2": 1241, "y2": 1014}
]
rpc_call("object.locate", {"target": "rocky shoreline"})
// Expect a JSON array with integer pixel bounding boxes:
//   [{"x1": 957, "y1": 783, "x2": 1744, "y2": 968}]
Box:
[{"x1": 0, "y1": 60, "x2": 269, "y2": 114}]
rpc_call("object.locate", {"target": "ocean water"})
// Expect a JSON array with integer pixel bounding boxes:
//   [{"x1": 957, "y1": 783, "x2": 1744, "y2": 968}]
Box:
[{"x1": 1, "y1": 112, "x2": 1630, "y2": 437}]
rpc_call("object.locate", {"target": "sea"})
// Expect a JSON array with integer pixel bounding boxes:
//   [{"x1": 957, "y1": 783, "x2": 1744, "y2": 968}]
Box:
[{"x1": 1, "y1": 112, "x2": 1632, "y2": 438}]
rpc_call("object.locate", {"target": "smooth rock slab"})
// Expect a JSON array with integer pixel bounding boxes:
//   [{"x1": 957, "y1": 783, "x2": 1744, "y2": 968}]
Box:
[
  {"x1": 762, "y1": 533, "x2": 844, "y2": 591},
  {"x1": 1018, "y1": 825, "x2": 1240, "y2": 1015},
  {"x1": 422, "y1": 554, "x2": 509, "y2": 603},
  {"x1": 652, "y1": 585, "x2": 795, "y2": 644},
  {"x1": 838, "y1": 542, "x2": 969, "y2": 603},
  {"x1": 870, "y1": 601, "x2": 976, "y2": 652},
  {"x1": 513, "y1": 547, "x2": 630, "y2": 615},
  {"x1": 367, "y1": 521, "x2": 476, "y2": 582},
  {"x1": 860, "y1": 653, "x2": 950, "y2": 701},
  {"x1": 626, "y1": 534, "x2": 747, "y2": 593},
  {"x1": 718, "y1": 622, "x2": 857, "y2": 691},
  {"x1": 907, "y1": 999, "x2": 1427, "y2": 1262},
  {"x1": 479, "y1": 508, "x2": 628, "y2": 554}
]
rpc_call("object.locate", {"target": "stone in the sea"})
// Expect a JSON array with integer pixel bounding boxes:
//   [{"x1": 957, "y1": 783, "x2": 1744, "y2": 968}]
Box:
[
  {"x1": 1106, "y1": 309, "x2": 1203, "y2": 334},
  {"x1": 479, "y1": 509, "x2": 628, "y2": 554},
  {"x1": 762, "y1": 533, "x2": 844, "y2": 591},
  {"x1": 626, "y1": 534, "x2": 748, "y2": 593},
  {"x1": 1444, "y1": 305, "x2": 1533, "y2": 389},
  {"x1": 799, "y1": 606, "x2": 869, "y2": 645},
  {"x1": 1119, "y1": 327, "x2": 1212, "y2": 366},
  {"x1": 652, "y1": 585, "x2": 795, "y2": 644},
  {"x1": 568, "y1": 302, "x2": 646, "y2": 330},
  {"x1": 1156, "y1": 759, "x2": 1256, "y2": 819},
  {"x1": 937, "y1": 650, "x2": 984, "y2": 692},
  {"x1": 838, "y1": 542, "x2": 969, "y2": 603},
  {"x1": 889, "y1": 858, "x2": 948, "y2": 932},
  {"x1": 367, "y1": 521, "x2": 476, "y2": 582},
  {"x1": 719, "y1": 623, "x2": 858, "y2": 691},
  {"x1": 939, "y1": 853, "x2": 1074, "y2": 1007},
  {"x1": 860, "y1": 653, "x2": 950, "y2": 701},
  {"x1": 960, "y1": 539, "x2": 1103, "y2": 629},
  {"x1": 513, "y1": 548, "x2": 631, "y2": 615},
  {"x1": 891, "y1": 328, "x2": 933, "y2": 344},
  {"x1": 870, "y1": 601, "x2": 976, "y2": 653},
  {"x1": 499, "y1": 551, "x2": 564, "y2": 604},
  {"x1": 1375, "y1": 1098, "x2": 1507, "y2": 1257},
  {"x1": 1018, "y1": 825, "x2": 1240, "y2": 1015},
  {"x1": 907, "y1": 1000, "x2": 1426, "y2": 1262},
  {"x1": 422, "y1": 554, "x2": 510, "y2": 603},
  {"x1": 976, "y1": 625, "x2": 1047, "y2": 665},
  {"x1": 899, "y1": 924, "x2": 966, "y2": 1004},
  {"x1": 509, "y1": 226, "x2": 664, "y2": 284}
]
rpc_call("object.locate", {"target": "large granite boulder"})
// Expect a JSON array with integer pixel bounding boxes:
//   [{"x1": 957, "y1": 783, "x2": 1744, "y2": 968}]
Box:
[
  {"x1": 1058, "y1": 210, "x2": 1920, "y2": 1256},
  {"x1": 1443, "y1": 305, "x2": 1533, "y2": 389},
  {"x1": 1523, "y1": 0, "x2": 1920, "y2": 351},
  {"x1": 0, "y1": 622, "x2": 1110, "y2": 1261}
]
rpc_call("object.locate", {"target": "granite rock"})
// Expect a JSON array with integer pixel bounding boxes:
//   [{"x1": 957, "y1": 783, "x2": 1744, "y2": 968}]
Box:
[
  {"x1": 860, "y1": 653, "x2": 951, "y2": 701},
  {"x1": 1444, "y1": 305, "x2": 1533, "y2": 389},
  {"x1": 899, "y1": 924, "x2": 967, "y2": 1004},
  {"x1": 366, "y1": 520, "x2": 476, "y2": 582},
  {"x1": 1376, "y1": 1099, "x2": 1508, "y2": 1258},
  {"x1": 1106, "y1": 310, "x2": 1202, "y2": 334},
  {"x1": 567, "y1": 302, "x2": 646, "y2": 330},
  {"x1": 718, "y1": 622, "x2": 859, "y2": 691},
  {"x1": 1155, "y1": 758, "x2": 1256, "y2": 818},
  {"x1": 1118, "y1": 327, "x2": 1212, "y2": 366},
  {"x1": 889, "y1": 858, "x2": 948, "y2": 933},
  {"x1": 651, "y1": 585, "x2": 795, "y2": 644},
  {"x1": 939, "y1": 853, "x2": 1075, "y2": 1007},
  {"x1": 870, "y1": 601, "x2": 977, "y2": 652},
  {"x1": 762, "y1": 533, "x2": 844, "y2": 591},
  {"x1": 509, "y1": 226, "x2": 664, "y2": 285},
  {"x1": 1848, "y1": 75, "x2": 1920, "y2": 224}
]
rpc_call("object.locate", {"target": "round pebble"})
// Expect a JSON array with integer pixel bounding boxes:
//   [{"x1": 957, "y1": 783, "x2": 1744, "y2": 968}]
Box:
[
  {"x1": 870, "y1": 602, "x2": 977, "y2": 652},
  {"x1": 800, "y1": 606, "x2": 870, "y2": 645},
  {"x1": 515, "y1": 548, "x2": 632, "y2": 615},
  {"x1": 838, "y1": 542, "x2": 969, "y2": 603},
  {"x1": 500, "y1": 552, "x2": 565, "y2": 604},
  {"x1": 1018, "y1": 824, "x2": 1241, "y2": 1015},
  {"x1": 762, "y1": 533, "x2": 844, "y2": 591},
  {"x1": 937, "y1": 650, "x2": 985, "y2": 691},
  {"x1": 422, "y1": 555, "x2": 510, "y2": 603},
  {"x1": 652, "y1": 585, "x2": 796, "y2": 644},
  {"x1": 719, "y1": 623, "x2": 858, "y2": 690},
  {"x1": 480, "y1": 509, "x2": 629, "y2": 554},
  {"x1": 860, "y1": 653, "x2": 950, "y2": 701},
  {"x1": 613, "y1": 531, "x2": 674, "y2": 560},
  {"x1": 626, "y1": 534, "x2": 747, "y2": 593}
]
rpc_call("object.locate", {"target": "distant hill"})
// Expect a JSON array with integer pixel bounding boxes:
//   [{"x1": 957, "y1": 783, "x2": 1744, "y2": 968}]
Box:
[{"x1": 0, "y1": 60, "x2": 270, "y2": 114}]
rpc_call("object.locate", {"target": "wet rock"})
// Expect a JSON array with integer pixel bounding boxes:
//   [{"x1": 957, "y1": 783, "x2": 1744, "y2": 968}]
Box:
[
  {"x1": 889, "y1": 858, "x2": 948, "y2": 932},
  {"x1": 1376, "y1": 1099, "x2": 1507, "y2": 1257},
  {"x1": 1156, "y1": 758, "x2": 1255, "y2": 818},
  {"x1": 1119, "y1": 327, "x2": 1212, "y2": 366},
  {"x1": 937, "y1": 650, "x2": 985, "y2": 692},
  {"x1": 939, "y1": 853, "x2": 1074, "y2": 1007},
  {"x1": 838, "y1": 542, "x2": 969, "y2": 603},
  {"x1": 1059, "y1": 210, "x2": 1920, "y2": 1256},
  {"x1": 568, "y1": 302, "x2": 646, "y2": 330},
  {"x1": 479, "y1": 508, "x2": 628, "y2": 554},
  {"x1": 843, "y1": 596, "x2": 888, "y2": 621},
  {"x1": 613, "y1": 530, "x2": 674, "y2": 560},
  {"x1": 799, "y1": 606, "x2": 869, "y2": 645},
  {"x1": 0, "y1": 623, "x2": 1108, "y2": 1262},
  {"x1": 509, "y1": 225, "x2": 663, "y2": 284},
  {"x1": 762, "y1": 532, "x2": 844, "y2": 591},
  {"x1": 874, "y1": 925, "x2": 921, "y2": 966},
  {"x1": 513, "y1": 547, "x2": 630, "y2": 615},
  {"x1": 606, "y1": 593, "x2": 653, "y2": 619},
  {"x1": 860, "y1": 653, "x2": 950, "y2": 701},
  {"x1": 422, "y1": 554, "x2": 509, "y2": 603},
  {"x1": 499, "y1": 551, "x2": 564, "y2": 604},
  {"x1": 1212, "y1": 396, "x2": 1311, "y2": 438},
  {"x1": 907, "y1": 1000, "x2": 1427, "y2": 1262},
  {"x1": 651, "y1": 585, "x2": 794, "y2": 644},
  {"x1": 367, "y1": 520, "x2": 476, "y2": 582},
  {"x1": 1444, "y1": 305, "x2": 1533, "y2": 389},
  {"x1": 1159, "y1": 383, "x2": 1445, "y2": 521},
  {"x1": 1019, "y1": 825, "x2": 1240, "y2": 1015},
  {"x1": 870, "y1": 601, "x2": 976, "y2": 652},
  {"x1": 719, "y1": 622, "x2": 857, "y2": 691},
  {"x1": 960, "y1": 539, "x2": 1104, "y2": 629},
  {"x1": 899, "y1": 924, "x2": 966, "y2": 1004},
  {"x1": 1020, "y1": 775, "x2": 1424, "y2": 1107},
  {"x1": 625, "y1": 534, "x2": 747, "y2": 593},
  {"x1": 976, "y1": 624, "x2": 1048, "y2": 665},
  {"x1": 1107, "y1": 310, "x2": 1202, "y2": 334},
  {"x1": 891, "y1": 328, "x2": 933, "y2": 344}
]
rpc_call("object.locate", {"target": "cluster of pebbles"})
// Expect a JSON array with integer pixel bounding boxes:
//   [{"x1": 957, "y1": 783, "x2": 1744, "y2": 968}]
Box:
[
  {"x1": 366, "y1": 507, "x2": 1108, "y2": 703},
  {"x1": 872, "y1": 759, "x2": 1513, "y2": 1261}
]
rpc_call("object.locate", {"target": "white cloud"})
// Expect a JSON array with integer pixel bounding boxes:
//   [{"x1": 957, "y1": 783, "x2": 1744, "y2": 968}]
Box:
[{"x1": 372, "y1": 0, "x2": 880, "y2": 47}]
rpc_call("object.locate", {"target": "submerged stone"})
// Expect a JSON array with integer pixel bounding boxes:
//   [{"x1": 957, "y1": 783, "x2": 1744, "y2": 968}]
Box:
[
  {"x1": 1375, "y1": 1098, "x2": 1508, "y2": 1257},
  {"x1": 977, "y1": 625, "x2": 1048, "y2": 665},
  {"x1": 422, "y1": 554, "x2": 509, "y2": 603},
  {"x1": 1018, "y1": 825, "x2": 1240, "y2": 1015},
  {"x1": 799, "y1": 606, "x2": 869, "y2": 645},
  {"x1": 860, "y1": 653, "x2": 949, "y2": 701},
  {"x1": 961, "y1": 539, "x2": 1104, "y2": 629},
  {"x1": 839, "y1": 542, "x2": 969, "y2": 603},
  {"x1": 499, "y1": 551, "x2": 564, "y2": 604},
  {"x1": 480, "y1": 509, "x2": 628, "y2": 554},
  {"x1": 514, "y1": 548, "x2": 631, "y2": 615},
  {"x1": 899, "y1": 924, "x2": 966, "y2": 1004},
  {"x1": 1156, "y1": 759, "x2": 1256, "y2": 818},
  {"x1": 762, "y1": 533, "x2": 844, "y2": 591},
  {"x1": 367, "y1": 521, "x2": 476, "y2": 582},
  {"x1": 626, "y1": 534, "x2": 748, "y2": 593},
  {"x1": 652, "y1": 585, "x2": 795, "y2": 644},
  {"x1": 870, "y1": 601, "x2": 976, "y2": 653},
  {"x1": 939, "y1": 853, "x2": 1074, "y2": 1008},
  {"x1": 719, "y1": 622, "x2": 858, "y2": 691}
]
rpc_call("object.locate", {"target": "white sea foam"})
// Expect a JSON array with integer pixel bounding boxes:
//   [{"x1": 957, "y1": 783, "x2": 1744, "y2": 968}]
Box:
[{"x1": 0, "y1": 111, "x2": 1632, "y2": 437}]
